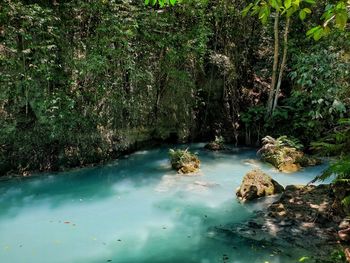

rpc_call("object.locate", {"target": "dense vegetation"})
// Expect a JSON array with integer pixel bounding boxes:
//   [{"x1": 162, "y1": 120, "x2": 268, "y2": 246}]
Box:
[{"x1": 0, "y1": 0, "x2": 349, "y2": 175}]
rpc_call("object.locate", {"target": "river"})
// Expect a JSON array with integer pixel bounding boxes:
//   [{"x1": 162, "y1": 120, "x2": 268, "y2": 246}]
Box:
[{"x1": 0, "y1": 144, "x2": 328, "y2": 263}]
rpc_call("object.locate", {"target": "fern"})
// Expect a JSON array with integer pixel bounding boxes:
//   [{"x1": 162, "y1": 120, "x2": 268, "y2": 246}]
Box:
[
  {"x1": 278, "y1": 136, "x2": 304, "y2": 150},
  {"x1": 341, "y1": 195, "x2": 350, "y2": 208},
  {"x1": 314, "y1": 118, "x2": 350, "y2": 212},
  {"x1": 312, "y1": 118, "x2": 350, "y2": 156}
]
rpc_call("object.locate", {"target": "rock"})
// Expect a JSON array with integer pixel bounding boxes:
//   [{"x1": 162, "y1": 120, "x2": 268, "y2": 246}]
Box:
[
  {"x1": 236, "y1": 169, "x2": 284, "y2": 202},
  {"x1": 332, "y1": 183, "x2": 350, "y2": 216},
  {"x1": 278, "y1": 162, "x2": 301, "y2": 173},
  {"x1": 178, "y1": 161, "x2": 200, "y2": 174},
  {"x1": 258, "y1": 136, "x2": 321, "y2": 173},
  {"x1": 186, "y1": 180, "x2": 220, "y2": 192},
  {"x1": 345, "y1": 248, "x2": 350, "y2": 262},
  {"x1": 338, "y1": 228, "x2": 350, "y2": 241},
  {"x1": 193, "y1": 181, "x2": 219, "y2": 188},
  {"x1": 169, "y1": 149, "x2": 200, "y2": 174},
  {"x1": 204, "y1": 142, "x2": 223, "y2": 151},
  {"x1": 204, "y1": 136, "x2": 227, "y2": 151},
  {"x1": 222, "y1": 184, "x2": 344, "y2": 262},
  {"x1": 339, "y1": 218, "x2": 350, "y2": 229},
  {"x1": 297, "y1": 155, "x2": 322, "y2": 167}
]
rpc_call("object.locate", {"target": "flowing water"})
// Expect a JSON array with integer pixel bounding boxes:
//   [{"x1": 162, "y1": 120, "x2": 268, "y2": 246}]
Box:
[{"x1": 0, "y1": 144, "x2": 329, "y2": 263}]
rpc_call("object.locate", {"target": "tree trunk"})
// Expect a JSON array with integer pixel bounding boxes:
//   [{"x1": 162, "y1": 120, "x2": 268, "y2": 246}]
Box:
[
  {"x1": 272, "y1": 16, "x2": 290, "y2": 113},
  {"x1": 266, "y1": 11, "x2": 279, "y2": 117}
]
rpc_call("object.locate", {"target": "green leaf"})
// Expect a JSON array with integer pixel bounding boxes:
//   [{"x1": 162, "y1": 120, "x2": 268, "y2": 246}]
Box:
[
  {"x1": 169, "y1": 0, "x2": 176, "y2": 5},
  {"x1": 303, "y1": 8, "x2": 311, "y2": 14},
  {"x1": 299, "y1": 9, "x2": 306, "y2": 20},
  {"x1": 303, "y1": 0, "x2": 315, "y2": 4},
  {"x1": 144, "y1": 0, "x2": 150, "y2": 5},
  {"x1": 242, "y1": 3, "x2": 254, "y2": 17},
  {"x1": 313, "y1": 27, "x2": 324, "y2": 41},
  {"x1": 293, "y1": 0, "x2": 300, "y2": 7},
  {"x1": 286, "y1": 6, "x2": 296, "y2": 17},
  {"x1": 258, "y1": 5, "x2": 270, "y2": 24},
  {"x1": 270, "y1": 0, "x2": 279, "y2": 10},
  {"x1": 284, "y1": 0, "x2": 291, "y2": 9},
  {"x1": 335, "y1": 11, "x2": 348, "y2": 30},
  {"x1": 251, "y1": 5, "x2": 260, "y2": 15},
  {"x1": 306, "y1": 25, "x2": 320, "y2": 36}
]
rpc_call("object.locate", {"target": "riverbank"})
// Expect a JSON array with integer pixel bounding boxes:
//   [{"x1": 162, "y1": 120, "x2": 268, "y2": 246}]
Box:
[
  {"x1": 0, "y1": 130, "x2": 162, "y2": 178},
  {"x1": 215, "y1": 183, "x2": 349, "y2": 262}
]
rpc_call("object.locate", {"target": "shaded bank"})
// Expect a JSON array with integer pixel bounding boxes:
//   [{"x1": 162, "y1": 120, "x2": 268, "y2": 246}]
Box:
[{"x1": 215, "y1": 184, "x2": 349, "y2": 262}]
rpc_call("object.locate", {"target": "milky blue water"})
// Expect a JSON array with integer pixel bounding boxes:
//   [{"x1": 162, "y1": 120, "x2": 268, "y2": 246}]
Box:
[{"x1": 0, "y1": 144, "x2": 329, "y2": 263}]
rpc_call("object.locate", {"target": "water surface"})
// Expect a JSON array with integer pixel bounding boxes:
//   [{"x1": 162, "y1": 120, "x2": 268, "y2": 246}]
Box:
[{"x1": 0, "y1": 144, "x2": 328, "y2": 263}]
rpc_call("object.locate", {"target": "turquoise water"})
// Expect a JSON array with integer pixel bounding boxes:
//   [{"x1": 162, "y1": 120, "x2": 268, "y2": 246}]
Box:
[{"x1": 0, "y1": 144, "x2": 328, "y2": 263}]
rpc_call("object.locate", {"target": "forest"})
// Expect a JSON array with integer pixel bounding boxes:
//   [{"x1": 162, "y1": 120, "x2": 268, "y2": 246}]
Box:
[{"x1": 0, "y1": 0, "x2": 349, "y2": 262}]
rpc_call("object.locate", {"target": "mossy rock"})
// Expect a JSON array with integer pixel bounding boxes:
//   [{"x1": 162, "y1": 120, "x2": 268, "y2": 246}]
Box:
[
  {"x1": 169, "y1": 149, "x2": 200, "y2": 174},
  {"x1": 296, "y1": 155, "x2": 322, "y2": 167},
  {"x1": 204, "y1": 136, "x2": 227, "y2": 151},
  {"x1": 259, "y1": 136, "x2": 321, "y2": 173},
  {"x1": 236, "y1": 169, "x2": 284, "y2": 202},
  {"x1": 204, "y1": 142, "x2": 226, "y2": 151}
]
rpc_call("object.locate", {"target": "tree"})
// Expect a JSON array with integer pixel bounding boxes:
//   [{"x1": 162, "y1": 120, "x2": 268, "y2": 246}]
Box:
[{"x1": 242, "y1": 0, "x2": 315, "y2": 116}]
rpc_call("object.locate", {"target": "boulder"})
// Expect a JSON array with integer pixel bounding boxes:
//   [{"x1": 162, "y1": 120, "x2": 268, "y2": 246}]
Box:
[
  {"x1": 169, "y1": 149, "x2": 200, "y2": 174},
  {"x1": 204, "y1": 142, "x2": 224, "y2": 151},
  {"x1": 178, "y1": 160, "x2": 200, "y2": 174},
  {"x1": 236, "y1": 169, "x2": 284, "y2": 202},
  {"x1": 222, "y1": 184, "x2": 343, "y2": 262},
  {"x1": 278, "y1": 161, "x2": 301, "y2": 173},
  {"x1": 204, "y1": 136, "x2": 227, "y2": 151},
  {"x1": 259, "y1": 136, "x2": 321, "y2": 173},
  {"x1": 345, "y1": 248, "x2": 350, "y2": 263},
  {"x1": 338, "y1": 228, "x2": 350, "y2": 242}
]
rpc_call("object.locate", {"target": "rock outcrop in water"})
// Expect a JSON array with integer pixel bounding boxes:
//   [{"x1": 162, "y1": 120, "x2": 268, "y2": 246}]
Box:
[
  {"x1": 258, "y1": 136, "x2": 321, "y2": 173},
  {"x1": 236, "y1": 169, "x2": 284, "y2": 202},
  {"x1": 169, "y1": 148, "x2": 200, "y2": 174},
  {"x1": 221, "y1": 184, "x2": 349, "y2": 262},
  {"x1": 204, "y1": 136, "x2": 227, "y2": 151}
]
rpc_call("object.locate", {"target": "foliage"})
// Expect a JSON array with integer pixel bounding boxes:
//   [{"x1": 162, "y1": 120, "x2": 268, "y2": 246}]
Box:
[
  {"x1": 145, "y1": 0, "x2": 177, "y2": 7},
  {"x1": 312, "y1": 118, "x2": 350, "y2": 156},
  {"x1": 307, "y1": 0, "x2": 349, "y2": 40},
  {"x1": 168, "y1": 148, "x2": 200, "y2": 173},
  {"x1": 214, "y1": 135, "x2": 225, "y2": 145},
  {"x1": 258, "y1": 135, "x2": 320, "y2": 172},
  {"x1": 0, "y1": 0, "x2": 211, "y2": 175},
  {"x1": 258, "y1": 135, "x2": 303, "y2": 155},
  {"x1": 242, "y1": 0, "x2": 315, "y2": 24},
  {"x1": 0, "y1": 0, "x2": 348, "y2": 175},
  {"x1": 330, "y1": 248, "x2": 347, "y2": 263},
  {"x1": 314, "y1": 118, "x2": 350, "y2": 212}
]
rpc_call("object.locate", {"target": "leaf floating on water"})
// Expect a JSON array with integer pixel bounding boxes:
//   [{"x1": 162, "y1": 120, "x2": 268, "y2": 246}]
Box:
[{"x1": 3, "y1": 245, "x2": 10, "y2": 251}]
